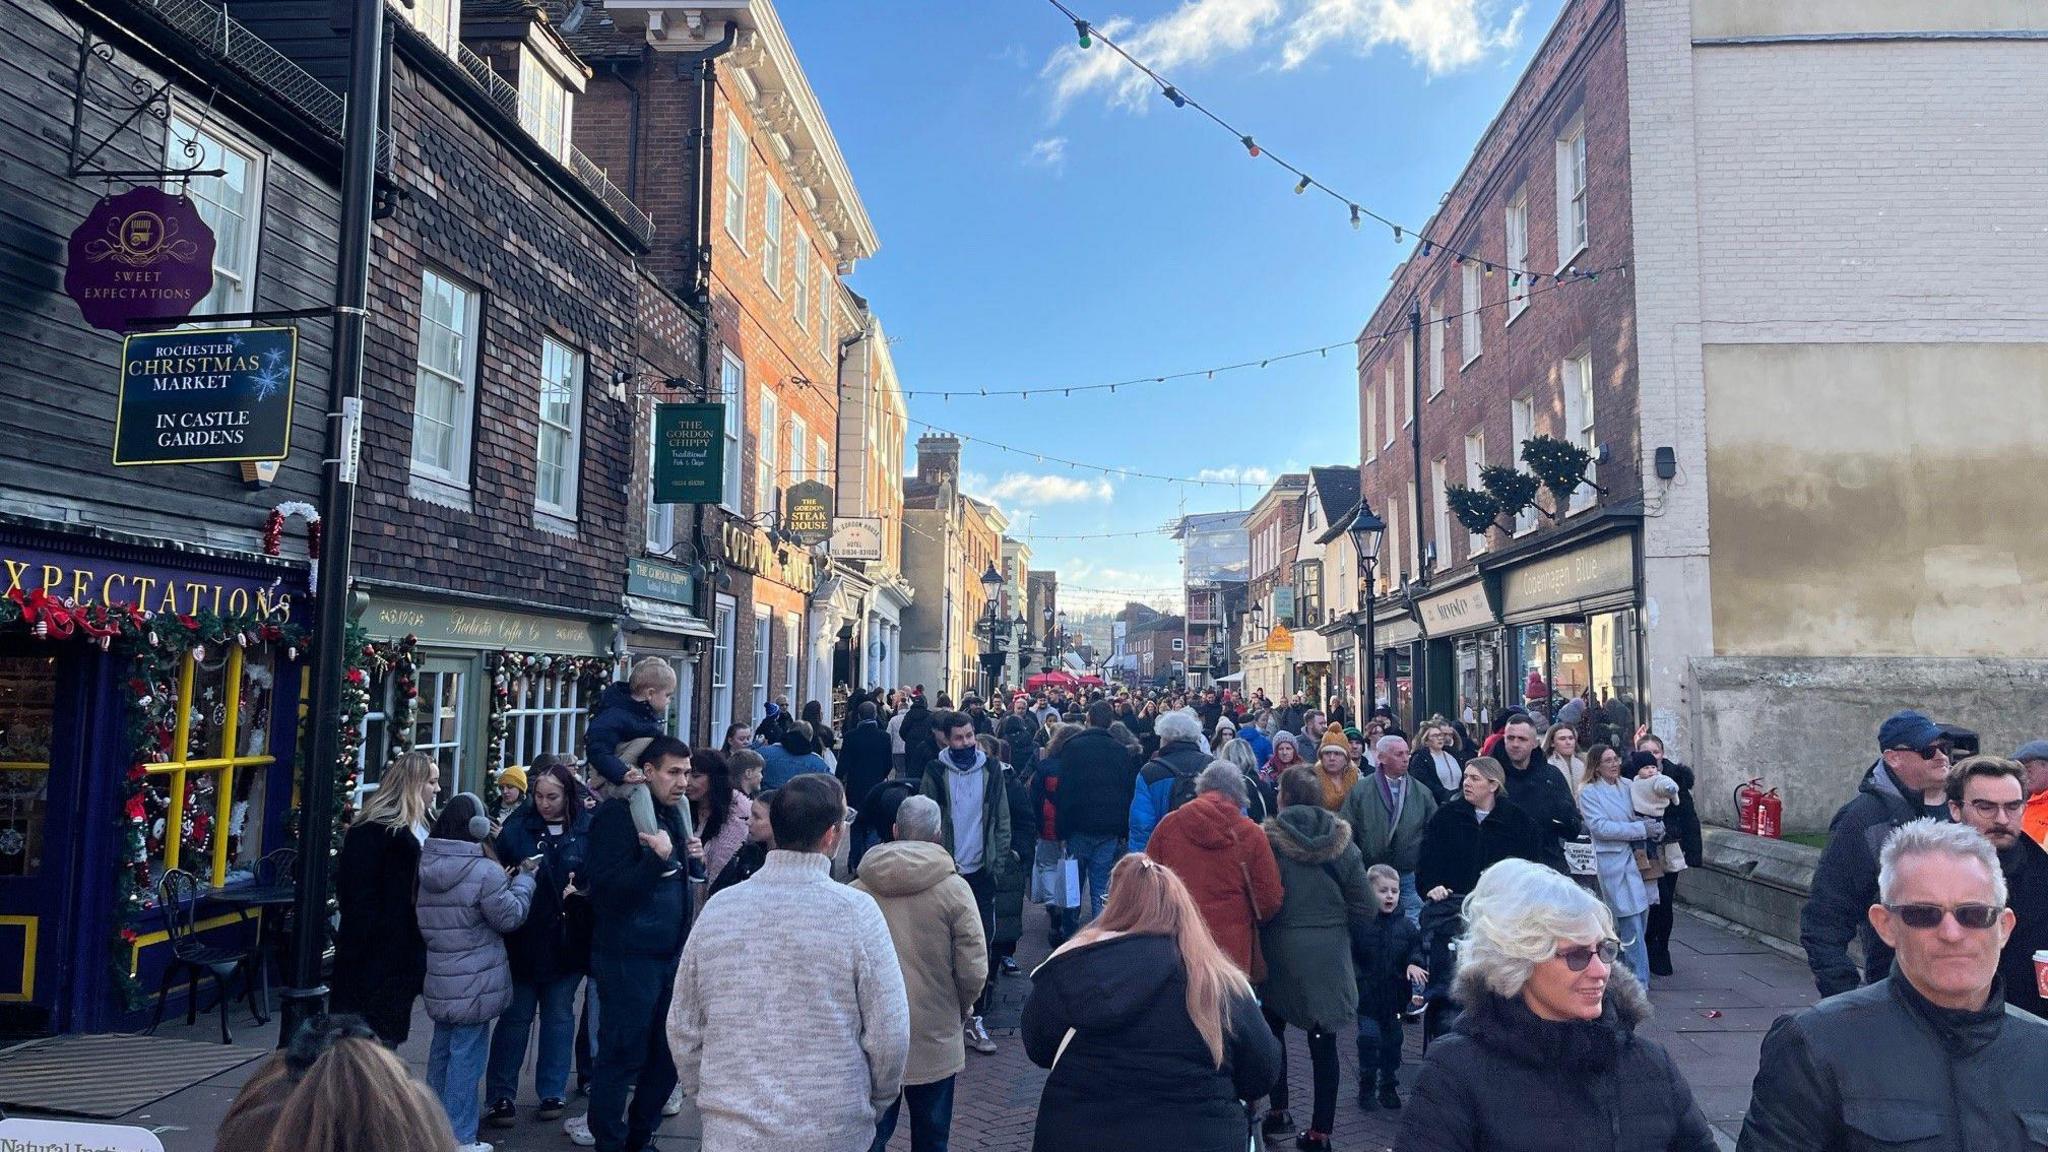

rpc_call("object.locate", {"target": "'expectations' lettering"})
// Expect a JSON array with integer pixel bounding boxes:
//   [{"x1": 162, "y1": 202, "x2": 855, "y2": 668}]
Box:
[{"x1": 114, "y1": 326, "x2": 297, "y2": 466}]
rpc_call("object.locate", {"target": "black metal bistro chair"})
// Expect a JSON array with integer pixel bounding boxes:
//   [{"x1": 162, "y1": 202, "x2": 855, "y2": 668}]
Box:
[
  {"x1": 148, "y1": 869, "x2": 270, "y2": 1044},
  {"x1": 256, "y1": 847, "x2": 297, "y2": 888}
]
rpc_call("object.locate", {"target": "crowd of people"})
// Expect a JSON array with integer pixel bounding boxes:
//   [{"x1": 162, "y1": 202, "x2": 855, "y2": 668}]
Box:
[{"x1": 236, "y1": 667, "x2": 2048, "y2": 1152}]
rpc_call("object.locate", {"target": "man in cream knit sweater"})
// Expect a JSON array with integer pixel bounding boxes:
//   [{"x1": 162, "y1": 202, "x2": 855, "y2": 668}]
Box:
[{"x1": 668, "y1": 773, "x2": 910, "y2": 1152}]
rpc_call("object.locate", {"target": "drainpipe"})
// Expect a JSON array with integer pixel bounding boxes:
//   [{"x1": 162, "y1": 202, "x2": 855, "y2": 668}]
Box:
[
  {"x1": 687, "y1": 21, "x2": 739, "y2": 728},
  {"x1": 608, "y1": 54, "x2": 644, "y2": 200}
]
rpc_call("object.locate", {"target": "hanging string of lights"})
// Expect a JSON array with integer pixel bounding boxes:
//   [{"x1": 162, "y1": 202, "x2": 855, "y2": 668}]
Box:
[
  {"x1": 1045, "y1": 0, "x2": 1589, "y2": 283},
  {"x1": 908, "y1": 416, "x2": 1258, "y2": 488},
  {"x1": 901, "y1": 262, "x2": 1622, "y2": 402}
]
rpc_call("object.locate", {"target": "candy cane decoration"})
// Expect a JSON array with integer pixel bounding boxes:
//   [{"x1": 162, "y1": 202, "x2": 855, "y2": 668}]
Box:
[{"x1": 263, "y1": 501, "x2": 323, "y2": 593}]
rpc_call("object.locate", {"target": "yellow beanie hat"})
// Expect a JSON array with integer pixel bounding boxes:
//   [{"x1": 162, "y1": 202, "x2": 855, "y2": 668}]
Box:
[{"x1": 496, "y1": 765, "x2": 529, "y2": 792}]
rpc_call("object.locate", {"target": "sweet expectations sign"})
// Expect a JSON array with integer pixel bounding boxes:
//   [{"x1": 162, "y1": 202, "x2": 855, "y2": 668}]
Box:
[
  {"x1": 652, "y1": 403, "x2": 725, "y2": 503},
  {"x1": 114, "y1": 327, "x2": 298, "y2": 465},
  {"x1": 65, "y1": 186, "x2": 217, "y2": 332}
]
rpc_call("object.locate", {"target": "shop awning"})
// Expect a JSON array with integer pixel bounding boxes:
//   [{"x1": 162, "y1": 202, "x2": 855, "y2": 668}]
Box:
[
  {"x1": 624, "y1": 595, "x2": 714, "y2": 640},
  {"x1": 1212, "y1": 671, "x2": 1246, "y2": 683}
]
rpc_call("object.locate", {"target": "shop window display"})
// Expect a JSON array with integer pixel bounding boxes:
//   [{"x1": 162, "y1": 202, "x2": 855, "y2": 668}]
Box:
[
  {"x1": 140, "y1": 647, "x2": 277, "y2": 896},
  {"x1": 0, "y1": 654, "x2": 55, "y2": 878}
]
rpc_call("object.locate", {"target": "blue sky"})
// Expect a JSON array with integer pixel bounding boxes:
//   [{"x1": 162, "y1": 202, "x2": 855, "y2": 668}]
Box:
[{"x1": 780, "y1": 0, "x2": 1563, "y2": 614}]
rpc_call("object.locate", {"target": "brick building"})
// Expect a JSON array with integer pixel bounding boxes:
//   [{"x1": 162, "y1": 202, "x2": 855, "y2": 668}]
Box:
[
  {"x1": 570, "y1": 0, "x2": 878, "y2": 742},
  {"x1": 1353, "y1": 0, "x2": 2048, "y2": 831},
  {"x1": 900, "y1": 435, "x2": 1005, "y2": 702},
  {"x1": 1237, "y1": 474, "x2": 1309, "y2": 703}
]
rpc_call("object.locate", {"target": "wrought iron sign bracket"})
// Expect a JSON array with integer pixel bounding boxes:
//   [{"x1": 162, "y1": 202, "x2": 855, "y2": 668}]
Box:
[{"x1": 66, "y1": 32, "x2": 224, "y2": 183}]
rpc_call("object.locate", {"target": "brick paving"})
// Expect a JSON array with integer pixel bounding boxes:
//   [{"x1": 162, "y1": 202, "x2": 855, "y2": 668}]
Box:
[{"x1": 60, "y1": 901, "x2": 1811, "y2": 1152}]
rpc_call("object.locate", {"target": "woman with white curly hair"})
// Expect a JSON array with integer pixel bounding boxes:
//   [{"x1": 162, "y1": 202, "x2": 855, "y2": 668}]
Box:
[{"x1": 1397, "y1": 859, "x2": 1715, "y2": 1152}]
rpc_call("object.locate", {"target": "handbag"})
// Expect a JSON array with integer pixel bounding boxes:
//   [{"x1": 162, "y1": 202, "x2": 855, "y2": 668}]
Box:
[
  {"x1": 1057, "y1": 856, "x2": 1082, "y2": 910},
  {"x1": 1241, "y1": 862, "x2": 1268, "y2": 984},
  {"x1": 1633, "y1": 845, "x2": 1666, "y2": 882}
]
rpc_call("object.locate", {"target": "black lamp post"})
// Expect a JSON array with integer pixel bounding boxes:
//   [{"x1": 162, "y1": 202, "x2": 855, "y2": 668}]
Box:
[
  {"x1": 978, "y1": 563, "x2": 1005, "y2": 697},
  {"x1": 1349, "y1": 509, "x2": 1386, "y2": 717}
]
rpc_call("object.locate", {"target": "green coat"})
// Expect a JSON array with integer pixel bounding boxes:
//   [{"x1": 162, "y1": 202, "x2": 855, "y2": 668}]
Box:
[
  {"x1": 1339, "y1": 771, "x2": 1438, "y2": 874},
  {"x1": 919, "y1": 753, "x2": 1015, "y2": 884},
  {"x1": 1259, "y1": 806, "x2": 1375, "y2": 1032}
]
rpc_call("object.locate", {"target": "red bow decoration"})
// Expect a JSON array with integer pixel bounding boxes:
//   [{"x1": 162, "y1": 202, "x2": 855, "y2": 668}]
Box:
[{"x1": 9, "y1": 588, "x2": 76, "y2": 639}]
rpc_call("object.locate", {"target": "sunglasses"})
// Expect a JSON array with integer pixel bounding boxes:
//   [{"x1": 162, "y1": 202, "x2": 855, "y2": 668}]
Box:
[
  {"x1": 1884, "y1": 903, "x2": 2004, "y2": 930},
  {"x1": 1555, "y1": 940, "x2": 1621, "y2": 972},
  {"x1": 1891, "y1": 744, "x2": 1950, "y2": 761}
]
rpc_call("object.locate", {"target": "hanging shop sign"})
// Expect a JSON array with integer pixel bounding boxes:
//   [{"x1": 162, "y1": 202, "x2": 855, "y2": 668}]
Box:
[
  {"x1": 651, "y1": 403, "x2": 725, "y2": 503},
  {"x1": 829, "y1": 517, "x2": 885, "y2": 561},
  {"x1": 784, "y1": 480, "x2": 833, "y2": 546},
  {"x1": 1, "y1": 541, "x2": 295, "y2": 618},
  {"x1": 65, "y1": 186, "x2": 217, "y2": 332},
  {"x1": 1417, "y1": 580, "x2": 1498, "y2": 637},
  {"x1": 720, "y1": 521, "x2": 815, "y2": 593},
  {"x1": 626, "y1": 556, "x2": 697, "y2": 606},
  {"x1": 114, "y1": 326, "x2": 297, "y2": 466},
  {"x1": 1501, "y1": 534, "x2": 1635, "y2": 620},
  {"x1": 1264, "y1": 625, "x2": 1295, "y2": 654}
]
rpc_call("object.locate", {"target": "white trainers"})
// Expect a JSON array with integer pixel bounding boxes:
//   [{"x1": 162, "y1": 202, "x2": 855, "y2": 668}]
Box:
[
  {"x1": 456, "y1": 1144, "x2": 494, "y2": 1152},
  {"x1": 564, "y1": 1114, "x2": 595, "y2": 1147},
  {"x1": 662, "y1": 1085, "x2": 686, "y2": 1116},
  {"x1": 966, "y1": 1015, "x2": 998, "y2": 1055}
]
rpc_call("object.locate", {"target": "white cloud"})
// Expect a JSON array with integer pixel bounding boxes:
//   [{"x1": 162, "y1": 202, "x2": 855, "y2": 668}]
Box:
[
  {"x1": 981, "y1": 471, "x2": 1115, "y2": 505},
  {"x1": 1044, "y1": 0, "x2": 1526, "y2": 113},
  {"x1": 1026, "y1": 136, "x2": 1069, "y2": 171},
  {"x1": 1194, "y1": 465, "x2": 1276, "y2": 486}
]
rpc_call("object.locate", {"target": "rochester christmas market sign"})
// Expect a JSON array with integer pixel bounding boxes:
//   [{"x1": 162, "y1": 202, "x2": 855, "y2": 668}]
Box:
[
  {"x1": 65, "y1": 186, "x2": 217, "y2": 332},
  {"x1": 652, "y1": 403, "x2": 725, "y2": 503},
  {"x1": 785, "y1": 480, "x2": 833, "y2": 546},
  {"x1": 113, "y1": 326, "x2": 297, "y2": 465}
]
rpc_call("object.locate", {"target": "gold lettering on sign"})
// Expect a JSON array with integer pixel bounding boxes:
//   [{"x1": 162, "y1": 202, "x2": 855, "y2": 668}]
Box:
[{"x1": 0, "y1": 553, "x2": 290, "y2": 618}]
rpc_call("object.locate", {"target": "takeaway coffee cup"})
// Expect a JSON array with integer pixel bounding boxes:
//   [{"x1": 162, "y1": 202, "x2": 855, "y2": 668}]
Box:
[{"x1": 2035, "y1": 950, "x2": 2048, "y2": 1000}]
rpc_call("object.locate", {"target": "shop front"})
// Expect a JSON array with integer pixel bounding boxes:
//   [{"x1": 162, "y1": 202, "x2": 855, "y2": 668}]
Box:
[
  {"x1": 622, "y1": 557, "x2": 712, "y2": 746},
  {"x1": 714, "y1": 519, "x2": 817, "y2": 735},
  {"x1": 353, "y1": 590, "x2": 619, "y2": 804},
  {"x1": 1498, "y1": 532, "x2": 1643, "y2": 749},
  {"x1": 1370, "y1": 607, "x2": 1421, "y2": 731},
  {"x1": 0, "y1": 527, "x2": 306, "y2": 1035},
  {"x1": 1416, "y1": 578, "x2": 1503, "y2": 732}
]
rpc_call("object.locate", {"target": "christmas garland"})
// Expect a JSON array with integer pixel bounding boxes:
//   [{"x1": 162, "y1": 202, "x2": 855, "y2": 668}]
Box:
[
  {"x1": 485, "y1": 650, "x2": 613, "y2": 772},
  {"x1": 0, "y1": 591, "x2": 305, "y2": 1009},
  {"x1": 260, "y1": 502, "x2": 323, "y2": 593}
]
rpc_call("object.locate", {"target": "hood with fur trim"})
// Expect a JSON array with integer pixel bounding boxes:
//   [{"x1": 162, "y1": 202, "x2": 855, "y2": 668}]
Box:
[{"x1": 1264, "y1": 805, "x2": 1354, "y2": 865}]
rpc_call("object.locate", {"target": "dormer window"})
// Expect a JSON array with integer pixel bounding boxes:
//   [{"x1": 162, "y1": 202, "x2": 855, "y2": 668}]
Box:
[
  {"x1": 405, "y1": 0, "x2": 461, "y2": 54},
  {"x1": 518, "y1": 43, "x2": 579, "y2": 160}
]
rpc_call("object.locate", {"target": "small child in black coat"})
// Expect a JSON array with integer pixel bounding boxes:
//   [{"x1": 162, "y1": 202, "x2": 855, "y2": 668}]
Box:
[
  {"x1": 581, "y1": 657, "x2": 674, "y2": 836},
  {"x1": 1351, "y1": 864, "x2": 1427, "y2": 1110}
]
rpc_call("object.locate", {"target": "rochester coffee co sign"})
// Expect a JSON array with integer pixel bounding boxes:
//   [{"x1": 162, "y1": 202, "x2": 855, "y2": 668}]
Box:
[{"x1": 66, "y1": 186, "x2": 216, "y2": 332}]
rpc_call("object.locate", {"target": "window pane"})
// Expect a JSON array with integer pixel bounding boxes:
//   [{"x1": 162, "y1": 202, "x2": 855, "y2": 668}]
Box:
[{"x1": 0, "y1": 653, "x2": 58, "y2": 879}]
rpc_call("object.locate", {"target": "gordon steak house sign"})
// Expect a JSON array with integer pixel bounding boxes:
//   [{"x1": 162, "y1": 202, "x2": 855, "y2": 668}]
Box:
[{"x1": 65, "y1": 186, "x2": 217, "y2": 332}]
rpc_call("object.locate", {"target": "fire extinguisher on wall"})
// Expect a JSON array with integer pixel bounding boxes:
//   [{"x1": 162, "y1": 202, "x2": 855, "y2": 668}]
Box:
[
  {"x1": 1756, "y1": 787, "x2": 1784, "y2": 840},
  {"x1": 1735, "y1": 778, "x2": 1765, "y2": 836}
]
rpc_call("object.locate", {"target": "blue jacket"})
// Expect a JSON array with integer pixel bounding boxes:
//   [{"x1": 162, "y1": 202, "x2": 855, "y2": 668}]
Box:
[
  {"x1": 583, "y1": 682, "x2": 665, "y2": 786},
  {"x1": 1241, "y1": 727, "x2": 1273, "y2": 768},
  {"x1": 759, "y1": 744, "x2": 831, "y2": 789},
  {"x1": 1127, "y1": 739, "x2": 1209, "y2": 854}
]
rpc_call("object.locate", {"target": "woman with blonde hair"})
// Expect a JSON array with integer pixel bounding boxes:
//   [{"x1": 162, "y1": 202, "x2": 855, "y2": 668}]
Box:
[
  {"x1": 331, "y1": 750, "x2": 441, "y2": 1045},
  {"x1": 1545, "y1": 723, "x2": 1586, "y2": 795},
  {"x1": 1023, "y1": 853, "x2": 1280, "y2": 1152},
  {"x1": 265, "y1": 1036, "x2": 458, "y2": 1152}
]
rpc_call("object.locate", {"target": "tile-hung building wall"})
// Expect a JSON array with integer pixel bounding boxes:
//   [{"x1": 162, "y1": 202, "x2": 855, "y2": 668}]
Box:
[
  {"x1": 0, "y1": 0, "x2": 344, "y2": 1034},
  {"x1": 1628, "y1": 0, "x2": 2048, "y2": 831},
  {"x1": 1353, "y1": 0, "x2": 1641, "y2": 737}
]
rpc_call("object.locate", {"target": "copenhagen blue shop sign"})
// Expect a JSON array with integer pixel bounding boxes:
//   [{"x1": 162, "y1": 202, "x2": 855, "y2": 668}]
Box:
[{"x1": 114, "y1": 326, "x2": 297, "y2": 465}]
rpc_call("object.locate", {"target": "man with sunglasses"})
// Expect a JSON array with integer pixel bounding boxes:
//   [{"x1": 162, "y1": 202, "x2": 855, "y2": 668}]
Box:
[
  {"x1": 1799, "y1": 710, "x2": 1954, "y2": 998},
  {"x1": 1947, "y1": 755, "x2": 2048, "y2": 1020},
  {"x1": 1742, "y1": 819, "x2": 2048, "y2": 1152}
]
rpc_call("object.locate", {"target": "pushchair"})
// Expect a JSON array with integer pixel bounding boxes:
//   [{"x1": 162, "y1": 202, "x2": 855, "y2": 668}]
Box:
[{"x1": 1417, "y1": 897, "x2": 1464, "y2": 1051}]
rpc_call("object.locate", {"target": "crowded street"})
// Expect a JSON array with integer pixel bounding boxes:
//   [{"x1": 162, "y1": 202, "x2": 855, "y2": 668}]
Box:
[{"x1": 3, "y1": 0, "x2": 2047, "y2": 1150}]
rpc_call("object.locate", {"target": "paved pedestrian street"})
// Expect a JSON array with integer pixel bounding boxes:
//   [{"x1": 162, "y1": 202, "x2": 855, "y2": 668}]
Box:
[{"x1": 103, "y1": 901, "x2": 1811, "y2": 1152}]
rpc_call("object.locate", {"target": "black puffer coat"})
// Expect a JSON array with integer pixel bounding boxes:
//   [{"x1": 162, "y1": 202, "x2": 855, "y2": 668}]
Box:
[
  {"x1": 1024, "y1": 933, "x2": 1278, "y2": 1152},
  {"x1": 1400, "y1": 965, "x2": 1716, "y2": 1152}
]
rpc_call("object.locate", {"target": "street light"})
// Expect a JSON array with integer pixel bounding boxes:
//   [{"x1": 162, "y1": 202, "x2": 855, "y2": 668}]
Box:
[
  {"x1": 978, "y1": 563, "x2": 1004, "y2": 696},
  {"x1": 1348, "y1": 507, "x2": 1386, "y2": 717}
]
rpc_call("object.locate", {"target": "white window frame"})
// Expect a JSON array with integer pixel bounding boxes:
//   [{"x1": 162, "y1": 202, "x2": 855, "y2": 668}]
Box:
[
  {"x1": 790, "y1": 414, "x2": 810, "y2": 485},
  {"x1": 762, "y1": 183, "x2": 784, "y2": 294},
  {"x1": 723, "y1": 113, "x2": 749, "y2": 249},
  {"x1": 758, "y1": 391, "x2": 778, "y2": 519},
  {"x1": 411, "y1": 269, "x2": 481, "y2": 487},
  {"x1": 535, "y1": 337, "x2": 584, "y2": 518},
  {"x1": 783, "y1": 614, "x2": 800, "y2": 700},
  {"x1": 645, "y1": 413, "x2": 674, "y2": 554},
  {"x1": 1460, "y1": 262, "x2": 1483, "y2": 366},
  {"x1": 1506, "y1": 190, "x2": 1530, "y2": 321},
  {"x1": 752, "y1": 608, "x2": 772, "y2": 712},
  {"x1": 1365, "y1": 386, "x2": 1378, "y2": 463},
  {"x1": 792, "y1": 240, "x2": 810, "y2": 330},
  {"x1": 712, "y1": 597, "x2": 737, "y2": 740},
  {"x1": 1385, "y1": 497, "x2": 1401, "y2": 589},
  {"x1": 1567, "y1": 351, "x2": 1597, "y2": 512},
  {"x1": 720, "y1": 351, "x2": 744, "y2": 513},
  {"x1": 1382, "y1": 366, "x2": 1397, "y2": 449},
  {"x1": 403, "y1": 0, "x2": 460, "y2": 54},
  {"x1": 1431, "y1": 457, "x2": 1450, "y2": 562},
  {"x1": 517, "y1": 49, "x2": 575, "y2": 161},
  {"x1": 503, "y1": 674, "x2": 587, "y2": 768},
  {"x1": 816, "y1": 435, "x2": 830, "y2": 484},
  {"x1": 818, "y1": 261, "x2": 832, "y2": 359},
  {"x1": 1556, "y1": 116, "x2": 1588, "y2": 269},
  {"x1": 1403, "y1": 338, "x2": 1415, "y2": 427},
  {"x1": 1407, "y1": 480, "x2": 1421, "y2": 577},
  {"x1": 168, "y1": 113, "x2": 265, "y2": 319},
  {"x1": 663, "y1": 657, "x2": 695, "y2": 745},
  {"x1": 1465, "y1": 430, "x2": 1487, "y2": 557},
  {"x1": 1511, "y1": 397, "x2": 1537, "y2": 536},
  {"x1": 1427, "y1": 302, "x2": 1444, "y2": 397}
]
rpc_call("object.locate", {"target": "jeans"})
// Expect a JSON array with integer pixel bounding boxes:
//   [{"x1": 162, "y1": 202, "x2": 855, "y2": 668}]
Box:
[
  {"x1": 589, "y1": 953, "x2": 680, "y2": 1152},
  {"x1": 1064, "y1": 833, "x2": 1122, "y2": 924},
  {"x1": 1614, "y1": 912, "x2": 1651, "y2": 989},
  {"x1": 1398, "y1": 871, "x2": 1422, "y2": 928},
  {"x1": 868, "y1": 1075, "x2": 956, "y2": 1152},
  {"x1": 574, "y1": 980, "x2": 601, "y2": 1086},
  {"x1": 1355, "y1": 1012, "x2": 1403, "y2": 1087},
  {"x1": 962, "y1": 868, "x2": 996, "y2": 1015},
  {"x1": 487, "y1": 973, "x2": 582, "y2": 1104},
  {"x1": 1264, "y1": 1007, "x2": 1338, "y2": 1135},
  {"x1": 428, "y1": 1020, "x2": 492, "y2": 1144}
]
